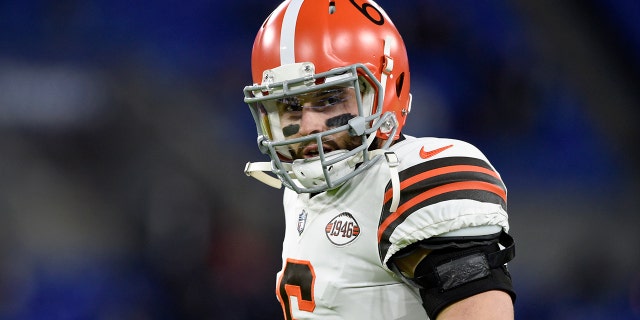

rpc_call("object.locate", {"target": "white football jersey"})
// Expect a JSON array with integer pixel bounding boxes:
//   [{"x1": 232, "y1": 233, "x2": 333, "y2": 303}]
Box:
[{"x1": 276, "y1": 136, "x2": 510, "y2": 319}]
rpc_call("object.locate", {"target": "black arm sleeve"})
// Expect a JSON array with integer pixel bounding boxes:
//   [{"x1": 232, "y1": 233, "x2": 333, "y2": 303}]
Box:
[{"x1": 390, "y1": 231, "x2": 516, "y2": 319}]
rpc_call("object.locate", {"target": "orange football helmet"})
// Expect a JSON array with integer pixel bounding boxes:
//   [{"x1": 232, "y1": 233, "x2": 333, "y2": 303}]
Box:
[{"x1": 244, "y1": 0, "x2": 411, "y2": 193}]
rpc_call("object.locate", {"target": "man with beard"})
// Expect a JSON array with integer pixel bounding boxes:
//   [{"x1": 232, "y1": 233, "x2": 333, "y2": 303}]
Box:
[{"x1": 243, "y1": 1, "x2": 516, "y2": 319}]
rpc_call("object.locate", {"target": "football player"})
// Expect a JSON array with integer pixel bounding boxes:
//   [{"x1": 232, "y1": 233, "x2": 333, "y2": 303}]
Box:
[{"x1": 243, "y1": 1, "x2": 516, "y2": 319}]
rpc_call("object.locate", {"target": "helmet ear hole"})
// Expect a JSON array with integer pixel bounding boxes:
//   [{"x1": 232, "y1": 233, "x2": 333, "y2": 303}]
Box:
[{"x1": 395, "y1": 72, "x2": 405, "y2": 98}]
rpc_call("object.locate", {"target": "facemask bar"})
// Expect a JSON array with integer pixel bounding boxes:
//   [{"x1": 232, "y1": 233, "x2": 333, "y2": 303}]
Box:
[{"x1": 244, "y1": 63, "x2": 397, "y2": 193}]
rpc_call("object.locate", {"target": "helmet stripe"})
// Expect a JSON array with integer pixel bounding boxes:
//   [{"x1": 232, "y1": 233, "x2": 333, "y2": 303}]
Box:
[{"x1": 280, "y1": 0, "x2": 304, "y2": 65}]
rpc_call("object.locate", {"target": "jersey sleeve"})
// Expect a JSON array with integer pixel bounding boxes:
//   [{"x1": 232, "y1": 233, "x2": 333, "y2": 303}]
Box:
[{"x1": 377, "y1": 137, "x2": 510, "y2": 269}]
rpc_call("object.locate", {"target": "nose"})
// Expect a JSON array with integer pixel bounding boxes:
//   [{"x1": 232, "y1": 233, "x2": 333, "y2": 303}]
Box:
[{"x1": 297, "y1": 107, "x2": 327, "y2": 136}]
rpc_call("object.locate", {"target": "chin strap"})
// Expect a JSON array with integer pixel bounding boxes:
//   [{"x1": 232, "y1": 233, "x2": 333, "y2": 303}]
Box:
[
  {"x1": 244, "y1": 162, "x2": 282, "y2": 189},
  {"x1": 246, "y1": 149, "x2": 401, "y2": 212},
  {"x1": 368, "y1": 150, "x2": 400, "y2": 212},
  {"x1": 385, "y1": 152, "x2": 400, "y2": 212}
]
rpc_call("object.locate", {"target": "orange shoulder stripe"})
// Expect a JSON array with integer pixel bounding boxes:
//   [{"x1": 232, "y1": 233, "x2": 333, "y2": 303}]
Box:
[
  {"x1": 383, "y1": 165, "x2": 501, "y2": 204},
  {"x1": 377, "y1": 180, "x2": 507, "y2": 242}
]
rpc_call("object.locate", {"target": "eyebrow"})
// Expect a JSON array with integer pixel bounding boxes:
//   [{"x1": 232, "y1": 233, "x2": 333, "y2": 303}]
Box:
[{"x1": 299, "y1": 87, "x2": 347, "y2": 102}]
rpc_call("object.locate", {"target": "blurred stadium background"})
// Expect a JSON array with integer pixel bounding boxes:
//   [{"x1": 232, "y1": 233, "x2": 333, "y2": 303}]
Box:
[{"x1": 0, "y1": 0, "x2": 638, "y2": 319}]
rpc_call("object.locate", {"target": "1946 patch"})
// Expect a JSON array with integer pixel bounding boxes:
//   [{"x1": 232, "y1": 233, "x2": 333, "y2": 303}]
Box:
[{"x1": 325, "y1": 212, "x2": 360, "y2": 246}]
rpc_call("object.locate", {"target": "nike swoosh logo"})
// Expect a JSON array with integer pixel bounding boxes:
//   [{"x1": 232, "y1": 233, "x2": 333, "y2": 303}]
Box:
[{"x1": 420, "y1": 144, "x2": 453, "y2": 159}]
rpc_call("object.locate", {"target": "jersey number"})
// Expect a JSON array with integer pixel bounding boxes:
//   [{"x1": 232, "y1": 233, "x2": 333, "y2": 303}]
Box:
[
  {"x1": 277, "y1": 259, "x2": 316, "y2": 320},
  {"x1": 349, "y1": 0, "x2": 384, "y2": 25}
]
